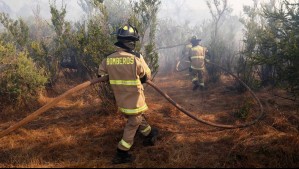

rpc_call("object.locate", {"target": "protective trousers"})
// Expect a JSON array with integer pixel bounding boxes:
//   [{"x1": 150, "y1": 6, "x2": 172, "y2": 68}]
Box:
[
  {"x1": 118, "y1": 114, "x2": 152, "y2": 151},
  {"x1": 192, "y1": 69, "x2": 205, "y2": 87}
]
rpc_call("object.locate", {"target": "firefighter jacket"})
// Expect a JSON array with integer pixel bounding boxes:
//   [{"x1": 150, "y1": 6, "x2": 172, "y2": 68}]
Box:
[
  {"x1": 98, "y1": 49, "x2": 151, "y2": 115},
  {"x1": 189, "y1": 45, "x2": 206, "y2": 70}
]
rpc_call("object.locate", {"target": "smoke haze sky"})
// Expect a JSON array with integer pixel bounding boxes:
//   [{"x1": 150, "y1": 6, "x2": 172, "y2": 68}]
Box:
[
  {"x1": 1, "y1": 0, "x2": 254, "y2": 24},
  {"x1": 159, "y1": 0, "x2": 254, "y2": 24}
]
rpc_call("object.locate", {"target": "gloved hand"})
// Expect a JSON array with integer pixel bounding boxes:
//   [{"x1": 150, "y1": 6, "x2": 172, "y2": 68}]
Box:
[{"x1": 140, "y1": 74, "x2": 148, "y2": 84}]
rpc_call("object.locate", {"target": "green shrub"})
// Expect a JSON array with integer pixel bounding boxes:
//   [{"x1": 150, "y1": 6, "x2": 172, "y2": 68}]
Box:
[{"x1": 0, "y1": 41, "x2": 48, "y2": 104}]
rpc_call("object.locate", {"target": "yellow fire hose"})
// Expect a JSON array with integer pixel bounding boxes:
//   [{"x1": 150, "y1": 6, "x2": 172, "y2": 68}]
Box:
[{"x1": 0, "y1": 61, "x2": 264, "y2": 138}]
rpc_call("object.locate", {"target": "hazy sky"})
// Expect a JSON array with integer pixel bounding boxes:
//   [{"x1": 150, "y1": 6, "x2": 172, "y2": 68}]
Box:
[
  {"x1": 1, "y1": 0, "x2": 254, "y2": 23},
  {"x1": 159, "y1": 0, "x2": 254, "y2": 24}
]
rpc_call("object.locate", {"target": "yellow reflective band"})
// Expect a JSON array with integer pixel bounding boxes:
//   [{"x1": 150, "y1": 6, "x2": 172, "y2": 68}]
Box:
[
  {"x1": 120, "y1": 104, "x2": 148, "y2": 115},
  {"x1": 110, "y1": 80, "x2": 141, "y2": 86},
  {"x1": 146, "y1": 68, "x2": 151, "y2": 75},
  {"x1": 119, "y1": 139, "x2": 132, "y2": 149},
  {"x1": 192, "y1": 78, "x2": 198, "y2": 82},
  {"x1": 191, "y1": 66, "x2": 205, "y2": 70},
  {"x1": 129, "y1": 27, "x2": 134, "y2": 33},
  {"x1": 191, "y1": 56, "x2": 204, "y2": 59},
  {"x1": 141, "y1": 126, "x2": 151, "y2": 134},
  {"x1": 199, "y1": 83, "x2": 205, "y2": 86},
  {"x1": 99, "y1": 74, "x2": 108, "y2": 76},
  {"x1": 123, "y1": 26, "x2": 128, "y2": 30}
]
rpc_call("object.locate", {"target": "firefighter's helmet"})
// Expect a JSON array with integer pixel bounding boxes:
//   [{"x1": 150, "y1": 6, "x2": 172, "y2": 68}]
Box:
[
  {"x1": 190, "y1": 35, "x2": 201, "y2": 44},
  {"x1": 116, "y1": 24, "x2": 139, "y2": 41}
]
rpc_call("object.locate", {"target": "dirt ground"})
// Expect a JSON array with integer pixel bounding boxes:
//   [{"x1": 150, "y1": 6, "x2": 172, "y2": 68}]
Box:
[{"x1": 0, "y1": 68, "x2": 298, "y2": 168}]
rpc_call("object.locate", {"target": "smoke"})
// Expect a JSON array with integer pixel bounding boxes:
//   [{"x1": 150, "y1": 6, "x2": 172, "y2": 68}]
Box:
[
  {"x1": 0, "y1": 0, "x2": 254, "y2": 24},
  {"x1": 0, "y1": 0, "x2": 83, "y2": 21},
  {"x1": 0, "y1": 0, "x2": 259, "y2": 76},
  {"x1": 159, "y1": 0, "x2": 254, "y2": 25},
  {"x1": 0, "y1": 1, "x2": 11, "y2": 14}
]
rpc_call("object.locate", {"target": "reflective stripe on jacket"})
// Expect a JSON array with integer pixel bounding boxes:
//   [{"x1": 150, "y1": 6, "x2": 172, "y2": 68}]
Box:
[
  {"x1": 98, "y1": 49, "x2": 151, "y2": 115},
  {"x1": 189, "y1": 45, "x2": 206, "y2": 70}
]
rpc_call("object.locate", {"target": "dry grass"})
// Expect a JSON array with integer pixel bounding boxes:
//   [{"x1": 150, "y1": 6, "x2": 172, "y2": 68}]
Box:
[{"x1": 0, "y1": 70, "x2": 298, "y2": 168}]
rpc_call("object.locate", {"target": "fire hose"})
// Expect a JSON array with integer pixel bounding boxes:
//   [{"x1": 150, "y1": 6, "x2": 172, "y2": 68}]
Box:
[
  {"x1": 0, "y1": 76, "x2": 109, "y2": 138},
  {"x1": 176, "y1": 60, "x2": 190, "y2": 72},
  {"x1": 0, "y1": 61, "x2": 264, "y2": 138},
  {"x1": 155, "y1": 60, "x2": 264, "y2": 128}
]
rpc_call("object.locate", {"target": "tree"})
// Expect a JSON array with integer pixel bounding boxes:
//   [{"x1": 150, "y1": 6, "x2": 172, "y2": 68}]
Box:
[
  {"x1": 0, "y1": 41, "x2": 48, "y2": 106},
  {"x1": 206, "y1": 0, "x2": 232, "y2": 82},
  {"x1": 129, "y1": 0, "x2": 161, "y2": 75},
  {"x1": 260, "y1": 0, "x2": 299, "y2": 96},
  {"x1": 237, "y1": 0, "x2": 261, "y2": 90},
  {"x1": 240, "y1": 0, "x2": 299, "y2": 98},
  {"x1": 0, "y1": 12, "x2": 29, "y2": 49}
]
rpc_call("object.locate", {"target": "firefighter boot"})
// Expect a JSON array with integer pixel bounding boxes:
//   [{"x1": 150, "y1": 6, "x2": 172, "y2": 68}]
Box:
[
  {"x1": 199, "y1": 84, "x2": 205, "y2": 91},
  {"x1": 192, "y1": 82, "x2": 200, "y2": 91},
  {"x1": 112, "y1": 148, "x2": 135, "y2": 164},
  {"x1": 143, "y1": 128, "x2": 159, "y2": 146}
]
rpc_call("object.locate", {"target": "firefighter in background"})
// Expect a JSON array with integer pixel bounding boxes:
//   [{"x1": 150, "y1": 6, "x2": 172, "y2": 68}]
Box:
[
  {"x1": 181, "y1": 41, "x2": 192, "y2": 61},
  {"x1": 188, "y1": 36, "x2": 208, "y2": 90},
  {"x1": 176, "y1": 40, "x2": 192, "y2": 72},
  {"x1": 98, "y1": 24, "x2": 159, "y2": 164}
]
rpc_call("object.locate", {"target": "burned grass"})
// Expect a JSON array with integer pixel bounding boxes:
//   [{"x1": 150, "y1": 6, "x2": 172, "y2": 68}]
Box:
[{"x1": 0, "y1": 71, "x2": 298, "y2": 167}]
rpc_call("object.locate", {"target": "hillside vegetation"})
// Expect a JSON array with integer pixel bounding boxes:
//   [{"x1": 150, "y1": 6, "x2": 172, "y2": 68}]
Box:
[{"x1": 0, "y1": 0, "x2": 298, "y2": 168}]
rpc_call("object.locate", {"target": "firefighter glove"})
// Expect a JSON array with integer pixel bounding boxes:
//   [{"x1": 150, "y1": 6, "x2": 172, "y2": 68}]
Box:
[{"x1": 140, "y1": 74, "x2": 148, "y2": 84}]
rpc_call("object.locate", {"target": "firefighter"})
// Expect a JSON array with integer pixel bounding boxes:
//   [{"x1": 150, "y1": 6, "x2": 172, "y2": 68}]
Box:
[
  {"x1": 188, "y1": 36, "x2": 207, "y2": 90},
  {"x1": 176, "y1": 40, "x2": 192, "y2": 73},
  {"x1": 181, "y1": 41, "x2": 192, "y2": 61},
  {"x1": 183, "y1": 41, "x2": 193, "y2": 73},
  {"x1": 98, "y1": 24, "x2": 159, "y2": 164}
]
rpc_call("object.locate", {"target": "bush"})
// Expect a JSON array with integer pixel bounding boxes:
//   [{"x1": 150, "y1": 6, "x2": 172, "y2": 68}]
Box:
[{"x1": 0, "y1": 41, "x2": 48, "y2": 104}]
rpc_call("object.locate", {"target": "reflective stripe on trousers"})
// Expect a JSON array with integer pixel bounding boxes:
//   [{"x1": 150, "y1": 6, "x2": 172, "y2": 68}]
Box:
[
  {"x1": 192, "y1": 69, "x2": 205, "y2": 86},
  {"x1": 191, "y1": 66, "x2": 205, "y2": 70},
  {"x1": 119, "y1": 139, "x2": 132, "y2": 150},
  {"x1": 118, "y1": 114, "x2": 151, "y2": 151},
  {"x1": 141, "y1": 125, "x2": 151, "y2": 136},
  {"x1": 119, "y1": 104, "x2": 148, "y2": 115}
]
